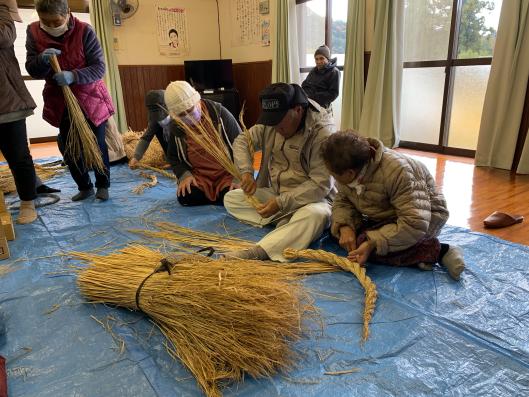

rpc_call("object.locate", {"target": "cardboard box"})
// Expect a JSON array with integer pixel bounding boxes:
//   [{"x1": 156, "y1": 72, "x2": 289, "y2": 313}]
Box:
[
  {"x1": 0, "y1": 212, "x2": 15, "y2": 241},
  {"x1": 0, "y1": 221, "x2": 9, "y2": 260}
]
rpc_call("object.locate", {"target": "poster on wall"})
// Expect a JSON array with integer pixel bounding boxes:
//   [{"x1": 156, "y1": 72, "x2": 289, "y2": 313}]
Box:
[
  {"x1": 230, "y1": 0, "x2": 261, "y2": 46},
  {"x1": 155, "y1": 3, "x2": 190, "y2": 57}
]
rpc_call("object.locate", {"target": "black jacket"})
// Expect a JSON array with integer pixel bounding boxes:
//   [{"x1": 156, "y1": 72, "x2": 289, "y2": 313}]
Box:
[
  {"x1": 301, "y1": 57, "x2": 340, "y2": 108},
  {"x1": 167, "y1": 99, "x2": 241, "y2": 180}
]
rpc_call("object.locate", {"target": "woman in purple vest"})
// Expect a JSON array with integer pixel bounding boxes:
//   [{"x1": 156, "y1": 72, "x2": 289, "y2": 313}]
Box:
[{"x1": 25, "y1": 0, "x2": 114, "y2": 201}]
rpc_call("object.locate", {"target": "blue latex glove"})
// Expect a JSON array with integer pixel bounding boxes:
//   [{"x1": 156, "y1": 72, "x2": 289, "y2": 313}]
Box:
[
  {"x1": 39, "y1": 48, "x2": 62, "y2": 65},
  {"x1": 53, "y1": 71, "x2": 75, "y2": 86}
]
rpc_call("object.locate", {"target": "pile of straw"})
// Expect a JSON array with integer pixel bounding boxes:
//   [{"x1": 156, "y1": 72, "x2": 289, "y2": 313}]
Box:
[
  {"x1": 50, "y1": 55, "x2": 105, "y2": 173},
  {"x1": 122, "y1": 130, "x2": 169, "y2": 169},
  {"x1": 74, "y1": 245, "x2": 317, "y2": 397},
  {"x1": 132, "y1": 172, "x2": 157, "y2": 194},
  {"x1": 284, "y1": 248, "x2": 378, "y2": 342},
  {"x1": 0, "y1": 161, "x2": 65, "y2": 194},
  {"x1": 169, "y1": 107, "x2": 260, "y2": 207}
]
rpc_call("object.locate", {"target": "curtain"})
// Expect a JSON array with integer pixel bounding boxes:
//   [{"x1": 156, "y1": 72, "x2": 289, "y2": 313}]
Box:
[
  {"x1": 272, "y1": 0, "x2": 300, "y2": 84},
  {"x1": 90, "y1": 0, "x2": 127, "y2": 133},
  {"x1": 475, "y1": 1, "x2": 529, "y2": 174},
  {"x1": 340, "y1": 0, "x2": 365, "y2": 131},
  {"x1": 358, "y1": 0, "x2": 403, "y2": 147}
]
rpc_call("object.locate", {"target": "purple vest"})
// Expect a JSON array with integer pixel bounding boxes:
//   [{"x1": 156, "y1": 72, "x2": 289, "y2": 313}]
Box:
[{"x1": 30, "y1": 17, "x2": 114, "y2": 128}]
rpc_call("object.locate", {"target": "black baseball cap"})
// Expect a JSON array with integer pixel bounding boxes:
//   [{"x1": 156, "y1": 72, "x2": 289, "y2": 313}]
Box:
[
  {"x1": 256, "y1": 83, "x2": 308, "y2": 126},
  {"x1": 145, "y1": 90, "x2": 167, "y2": 123}
]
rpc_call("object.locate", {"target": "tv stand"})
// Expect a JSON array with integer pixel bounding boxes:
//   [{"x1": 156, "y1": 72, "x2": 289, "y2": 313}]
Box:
[{"x1": 201, "y1": 88, "x2": 240, "y2": 120}]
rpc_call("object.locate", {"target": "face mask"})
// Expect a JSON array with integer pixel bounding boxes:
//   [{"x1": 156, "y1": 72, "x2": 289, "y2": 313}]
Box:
[
  {"x1": 182, "y1": 106, "x2": 201, "y2": 125},
  {"x1": 40, "y1": 18, "x2": 68, "y2": 37}
]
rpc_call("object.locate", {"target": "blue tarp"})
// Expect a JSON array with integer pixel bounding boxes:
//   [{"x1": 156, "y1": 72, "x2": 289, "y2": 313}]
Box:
[{"x1": 1, "y1": 162, "x2": 528, "y2": 396}]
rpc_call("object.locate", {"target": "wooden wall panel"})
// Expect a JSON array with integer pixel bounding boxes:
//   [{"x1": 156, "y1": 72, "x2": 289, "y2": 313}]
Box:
[
  {"x1": 119, "y1": 65, "x2": 184, "y2": 131},
  {"x1": 119, "y1": 61, "x2": 271, "y2": 131},
  {"x1": 233, "y1": 61, "x2": 273, "y2": 127}
]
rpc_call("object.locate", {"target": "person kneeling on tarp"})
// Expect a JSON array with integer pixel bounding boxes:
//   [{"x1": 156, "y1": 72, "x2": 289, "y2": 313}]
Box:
[
  {"x1": 321, "y1": 130, "x2": 465, "y2": 280},
  {"x1": 223, "y1": 83, "x2": 336, "y2": 262},
  {"x1": 164, "y1": 81, "x2": 241, "y2": 206}
]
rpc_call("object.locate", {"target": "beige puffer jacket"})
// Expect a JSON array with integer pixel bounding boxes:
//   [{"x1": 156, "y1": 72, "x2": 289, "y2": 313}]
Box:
[{"x1": 331, "y1": 138, "x2": 449, "y2": 256}]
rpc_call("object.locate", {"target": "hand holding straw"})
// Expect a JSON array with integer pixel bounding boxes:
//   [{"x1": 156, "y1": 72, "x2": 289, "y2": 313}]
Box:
[
  {"x1": 170, "y1": 108, "x2": 261, "y2": 208},
  {"x1": 49, "y1": 54, "x2": 105, "y2": 173}
]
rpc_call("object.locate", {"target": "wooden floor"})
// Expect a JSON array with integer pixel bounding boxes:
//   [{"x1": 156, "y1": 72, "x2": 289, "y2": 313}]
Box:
[{"x1": 13, "y1": 142, "x2": 529, "y2": 247}]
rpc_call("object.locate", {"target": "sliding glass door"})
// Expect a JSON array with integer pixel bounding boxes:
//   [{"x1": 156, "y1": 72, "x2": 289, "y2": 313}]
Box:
[{"x1": 400, "y1": 0, "x2": 502, "y2": 156}]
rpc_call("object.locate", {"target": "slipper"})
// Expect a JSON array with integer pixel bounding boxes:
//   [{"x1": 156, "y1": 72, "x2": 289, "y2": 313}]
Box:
[{"x1": 483, "y1": 211, "x2": 524, "y2": 229}]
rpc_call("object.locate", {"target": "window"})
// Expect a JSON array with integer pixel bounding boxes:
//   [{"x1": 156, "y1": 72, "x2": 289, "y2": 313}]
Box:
[
  {"x1": 14, "y1": 8, "x2": 92, "y2": 140},
  {"x1": 400, "y1": 0, "x2": 502, "y2": 154},
  {"x1": 295, "y1": 0, "x2": 347, "y2": 128}
]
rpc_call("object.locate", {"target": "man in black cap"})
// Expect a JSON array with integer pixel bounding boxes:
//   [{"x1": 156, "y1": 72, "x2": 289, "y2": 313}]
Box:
[
  {"x1": 223, "y1": 83, "x2": 336, "y2": 261},
  {"x1": 128, "y1": 90, "x2": 171, "y2": 168},
  {"x1": 301, "y1": 45, "x2": 340, "y2": 109}
]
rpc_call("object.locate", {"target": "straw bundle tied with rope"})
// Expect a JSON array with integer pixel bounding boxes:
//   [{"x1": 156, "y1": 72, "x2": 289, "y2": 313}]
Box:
[
  {"x1": 74, "y1": 245, "x2": 318, "y2": 397},
  {"x1": 121, "y1": 130, "x2": 170, "y2": 169},
  {"x1": 0, "y1": 161, "x2": 64, "y2": 194},
  {"x1": 168, "y1": 105, "x2": 261, "y2": 208},
  {"x1": 49, "y1": 55, "x2": 105, "y2": 173},
  {"x1": 284, "y1": 248, "x2": 377, "y2": 342}
]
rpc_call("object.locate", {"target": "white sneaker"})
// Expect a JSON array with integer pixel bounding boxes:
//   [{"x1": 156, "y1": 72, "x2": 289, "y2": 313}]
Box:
[
  {"x1": 17, "y1": 200, "x2": 37, "y2": 224},
  {"x1": 441, "y1": 245, "x2": 465, "y2": 280}
]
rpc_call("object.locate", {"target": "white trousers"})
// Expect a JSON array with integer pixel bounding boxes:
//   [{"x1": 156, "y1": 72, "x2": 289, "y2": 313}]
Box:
[{"x1": 224, "y1": 188, "x2": 331, "y2": 262}]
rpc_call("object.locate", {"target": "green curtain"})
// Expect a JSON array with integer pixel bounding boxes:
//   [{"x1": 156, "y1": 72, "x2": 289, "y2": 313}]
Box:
[
  {"x1": 272, "y1": 0, "x2": 300, "y2": 84},
  {"x1": 358, "y1": 0, "x2": 402, "y2": 147},
  {"x1": 475, "y1": 1, "x2": 529, "y2": 174},
  {"x1": 340, "y1": 0, "x2": 365, "y2": 131},
  {"x1": 90, "y1": 0, "x2": 127, "y2": 133}
]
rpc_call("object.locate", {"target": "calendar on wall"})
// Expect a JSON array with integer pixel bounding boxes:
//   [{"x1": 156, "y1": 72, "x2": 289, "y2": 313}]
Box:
[{"x1": 155, "y1": 3, "x2": 190, "y2": 57}]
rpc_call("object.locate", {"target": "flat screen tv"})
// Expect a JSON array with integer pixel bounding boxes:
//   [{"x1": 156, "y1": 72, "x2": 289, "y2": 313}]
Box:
[{"x1": 184, "y1": 59, "x2": 234, "y2": 92}]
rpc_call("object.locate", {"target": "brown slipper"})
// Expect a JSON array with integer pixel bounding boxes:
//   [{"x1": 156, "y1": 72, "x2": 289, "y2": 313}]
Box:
[{"x1": 483, "y1": 211, "x2": 524, "y2": 229}]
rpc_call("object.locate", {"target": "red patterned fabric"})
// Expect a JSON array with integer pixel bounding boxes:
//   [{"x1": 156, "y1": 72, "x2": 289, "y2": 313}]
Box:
[{"x1": 0, "y1": 355, "x2": 7, "y2": 397}]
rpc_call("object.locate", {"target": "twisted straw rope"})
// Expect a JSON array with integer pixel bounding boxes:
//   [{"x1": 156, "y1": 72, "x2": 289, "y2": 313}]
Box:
[
  {"x1": 139, "y1": 164, "x2": 176, "y2": 179},
  {"x1": 283, "y1": 248, "x2": 377, "y2": 342},
  {"x1": 132, "y1": 172, "x2": 158, "y2": 194}
]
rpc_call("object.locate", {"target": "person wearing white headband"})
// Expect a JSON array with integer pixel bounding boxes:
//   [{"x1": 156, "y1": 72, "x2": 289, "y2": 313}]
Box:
[
  {"x1": 0, "y1": 0, "x2": 40, "y2": 223},
  {"x1": 164, "y1": 81, "x2": 242, "y2": 206}
]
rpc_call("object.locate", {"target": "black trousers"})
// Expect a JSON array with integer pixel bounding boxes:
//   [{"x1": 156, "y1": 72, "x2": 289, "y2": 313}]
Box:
[
  {"x1": 0, "y1": 119, "x2": 37, "y2": 201},
  {"x1": 58, "y1": 111, "x2": 110, "y2": 190},
  {"x1": 177, "y1": 186, "x2": 229, "y2": 206}
]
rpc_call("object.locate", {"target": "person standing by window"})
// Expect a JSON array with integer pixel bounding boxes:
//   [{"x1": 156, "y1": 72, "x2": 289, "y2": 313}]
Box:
[{"x1": 301, "y1": 45, "x2": 340, "y2": 110}]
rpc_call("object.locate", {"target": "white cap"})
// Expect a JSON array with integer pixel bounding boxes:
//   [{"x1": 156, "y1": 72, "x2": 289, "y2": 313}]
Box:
[{"x1": 164, "y1": 81, "x2": 201, "y2": 116}]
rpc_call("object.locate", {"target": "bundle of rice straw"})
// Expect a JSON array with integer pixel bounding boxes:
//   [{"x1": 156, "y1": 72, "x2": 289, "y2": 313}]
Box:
[
  {"x1": 49, "y1": 55, "x2": 105, "y2": 173},
  {"x1": 284, "y1": 248, "x2": 378, "y2": 342},
  {"x1": 121, "y1": 130, "x2": 169, "y2": 169},
  {"x1": 132, "y1": 172, "x2": 157, "y2": 194},
  {"x1": 74, "y1": 245, "x2": 317, "y2": 397},
  {"x1": 169, "y1": 106, "x2": 260, "y2": 208},
  {"x1": 0, "y1": 161, "x2": 65, "y2": 194}
]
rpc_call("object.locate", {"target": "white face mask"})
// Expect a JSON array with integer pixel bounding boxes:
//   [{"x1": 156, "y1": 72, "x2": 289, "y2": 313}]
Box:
[
  {"x1": 40, "y1": 18, "x2": 69, "y2": 37},
  {"x1": 182, "y1": 105, "x2": 201, "y2": 125}
]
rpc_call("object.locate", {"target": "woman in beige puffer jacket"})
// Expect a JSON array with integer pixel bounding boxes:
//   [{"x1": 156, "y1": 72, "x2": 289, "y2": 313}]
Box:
[{"x1": 321, "y1": 131, "x2": 465, "y2": 280}]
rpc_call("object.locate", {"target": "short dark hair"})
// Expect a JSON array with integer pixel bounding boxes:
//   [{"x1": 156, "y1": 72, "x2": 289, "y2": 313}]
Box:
[
  {"x1": 320, "y1": 130, "x2": 372, "y2": 175},
  {"x1": 168, "y1": 29, "x2": 178, "y2": 37},
  {"x1": 35, "y1": 0, "x2": 69, "y2": 16}
]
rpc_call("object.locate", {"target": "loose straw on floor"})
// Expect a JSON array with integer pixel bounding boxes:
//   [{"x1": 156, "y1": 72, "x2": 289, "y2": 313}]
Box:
[
  {"x1": 0, "y1": 162, "x2": 65, "y2": 194},
  {"x1": 132, "y1": 172, "x2": 157, "y2": 194},
  {"x1": 74, "y1": 245, "x2": 317, "y2": 397},
  {"x1": 122, "y1": 130, "x2": 170, "y2": 169},
  {"x1": 49, "y1": 54, "x2": 105, "y2": 173},
  {"x1": 283, "y1": 248, "x2": 377, "y2": 342}
]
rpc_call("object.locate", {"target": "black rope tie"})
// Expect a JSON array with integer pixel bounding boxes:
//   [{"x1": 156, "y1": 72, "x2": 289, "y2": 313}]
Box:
[
  {"x1": 196, "y1": 246, "x2": 215, "y2": 257},
  {"x1": 135, "y1": 259, "x2": 173, "y2": 311}
]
